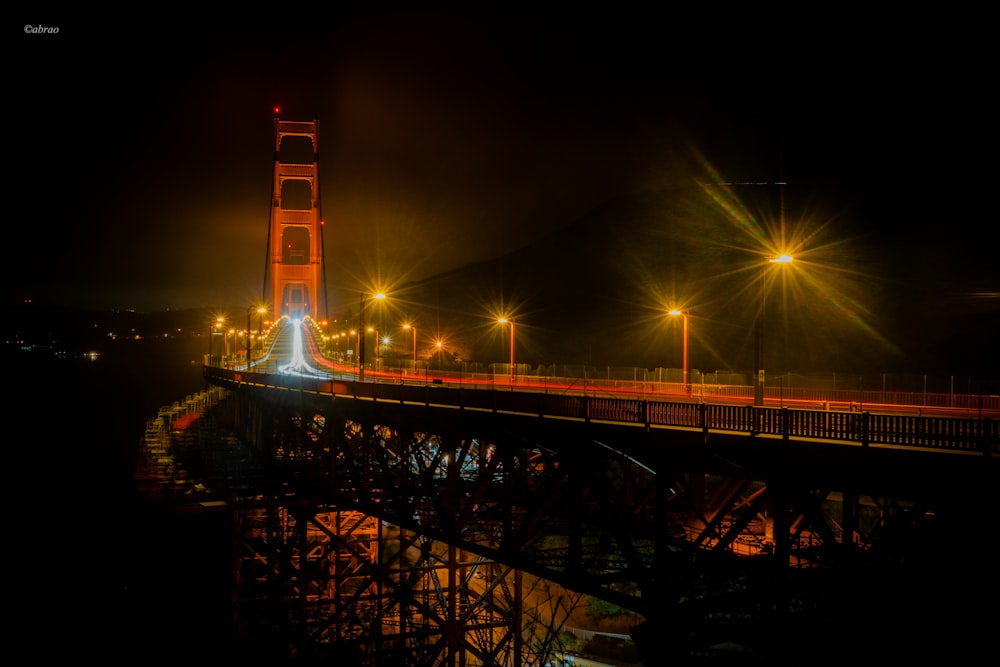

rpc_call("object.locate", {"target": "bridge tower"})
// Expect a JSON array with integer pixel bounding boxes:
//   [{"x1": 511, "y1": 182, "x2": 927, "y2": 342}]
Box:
[{"x1": 265, "y1": 117, "x2": 326, "y2": 321}]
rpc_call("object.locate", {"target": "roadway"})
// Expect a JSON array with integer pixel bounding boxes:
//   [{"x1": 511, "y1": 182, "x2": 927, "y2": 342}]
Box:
[{"x1": 239, "y1": 316, "x2": 999, "y2": 420}]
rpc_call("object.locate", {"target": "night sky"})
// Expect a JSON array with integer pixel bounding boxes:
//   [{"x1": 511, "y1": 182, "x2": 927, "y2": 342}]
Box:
[{"x1": 11, "y1": 9, "x2": 998, "y2": 373}]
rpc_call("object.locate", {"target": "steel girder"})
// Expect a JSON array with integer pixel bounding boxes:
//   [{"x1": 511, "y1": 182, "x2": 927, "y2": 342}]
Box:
[
  {"x1": 205, "y1": 387, "x2": 996, "y2": 661},
  {"x1": 234, "y1": 499, "x2": 530, "y2": 665}
]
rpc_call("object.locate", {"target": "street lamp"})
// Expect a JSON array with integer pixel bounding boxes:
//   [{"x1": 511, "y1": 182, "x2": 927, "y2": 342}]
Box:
[
  {"x1": 403, "y1": 323, "x2": 417, "y2": 371},
  {"x1": 318, "y1": 319, "x2": 328, "y2": 355},
  {"x1": 208, "y1": 316, "x2": 225, "y2": 366},
  {"x1": 668, "y1": 309, "x2": 689, "y2": 394},
  {"x1": 349, "y1": 328, "x2": 358, "y2": 374},
  {"x1": 246, "y1": 305, "x2": 266, "y2": 367},
  {"x1": 367, "y1": 326, "x2": 382, "y2": 372},
  {"x1": 432, "y1": 340, "x2": 444, "y2": 371},
  {"x1": 754, "y1": 254, "x2": 793, "y2": 406},
  {"x1": 358, "y1": 291, "x2": 386, "y2": 382},
  {"x1": 215, "y1": 317, "x2": 226, "y2": 366},
  {"x1": 258, "y1": 307, "x2": 268, "y2": 361},
  {"x1": 498, "y1": 317, "x2": 515, "y2": 383},
  {"x1": 226, "y1": 328, "x2": 236, "y2": 366}
]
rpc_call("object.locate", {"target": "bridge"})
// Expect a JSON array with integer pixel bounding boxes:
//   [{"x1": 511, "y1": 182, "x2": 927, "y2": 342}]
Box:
[
  {"x1": 133, "y1": 312, "x2": 998, "y2": 665},
  {"x1": 136, "y1": 118, "x2": 999, "y2": 665}
]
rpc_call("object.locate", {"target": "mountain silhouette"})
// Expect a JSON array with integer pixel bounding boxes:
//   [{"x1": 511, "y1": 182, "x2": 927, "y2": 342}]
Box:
[{"x1": 384, "y1": 186, "x2": 919, "y2": 378}]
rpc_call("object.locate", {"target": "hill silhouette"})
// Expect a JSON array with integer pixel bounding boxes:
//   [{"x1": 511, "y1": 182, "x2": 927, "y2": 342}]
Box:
[{"x1": 369, "y1": 186, "x2": 984, "y2": 380}]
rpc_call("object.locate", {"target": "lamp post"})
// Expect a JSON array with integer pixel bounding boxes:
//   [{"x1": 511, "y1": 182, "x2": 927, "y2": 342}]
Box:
[
  {"x1": 350, "y1": 328, "x2": 358, "y2": 375},
  {"x1": 358, "y1": 294, "x2": 365, "y2": 381},
  {"x1": 668, "y1": 309, "x2": 689, "y2": 394},
  {"x1": 369, "y1": 326, "x2": 382, "y2": 372},
  {"x1": 498, "y1": 317, "x2": 515, "y2": 383},
  {"x1": 318, "y1": 319, "x2": 328, "y2": 356},
  {"x1": 207, "y1": 318, "x2": 216, "y2": 366},
  {"x1": 257, "y1": 307, "x2": 267, "y2": 362},
  {"x1": 358, "y1": 291, "x2": 386, "y2": 382},
  {"x1": 246, "y1": 307, "x2": 252, "y2": 367},
  {"x1": 208, "y1": 316, "x2": 225, "y2": 366},
  {"x1": 433, "y1": 340, "x2": 444, "y2": 371},
  {"x1": 247, "y1": 306, "x2": 266, "y2": 367},
  {"x1": 754, "y1": 254, "x2": 793, "y2": 406},
  {"x1": 227, "y1": 328, "x2": 236, "y2": 366},
  {"x1": 403, "y1": 323, "x2": 417, "y2": 371}
]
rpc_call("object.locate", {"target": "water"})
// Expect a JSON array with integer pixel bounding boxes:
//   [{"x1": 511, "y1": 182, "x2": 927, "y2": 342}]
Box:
[{"x1": 11, "y1": 336, "x2": 234, "y2": 661}]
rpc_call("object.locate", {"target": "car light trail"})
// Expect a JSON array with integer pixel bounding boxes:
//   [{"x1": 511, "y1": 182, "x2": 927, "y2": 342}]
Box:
[{"x1": 278, "y1": 319, "x2": 331, "y2": 378}]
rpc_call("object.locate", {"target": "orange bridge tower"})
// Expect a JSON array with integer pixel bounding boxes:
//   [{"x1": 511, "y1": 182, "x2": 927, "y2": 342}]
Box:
[{"x1": 265, "y1": 117, "x2": 327, "y2": 321}]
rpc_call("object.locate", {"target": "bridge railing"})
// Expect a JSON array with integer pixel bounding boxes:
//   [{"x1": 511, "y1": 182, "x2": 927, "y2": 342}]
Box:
[
  {"x1": 224, "y1": 357, "x2": 1000, "y2": 417},
  {"x1": 549, "y1": 376, "x2": 1000, "y2": 415},
  {"x1": 204, "y1": 366, "x2": 998, "y2": 455}
]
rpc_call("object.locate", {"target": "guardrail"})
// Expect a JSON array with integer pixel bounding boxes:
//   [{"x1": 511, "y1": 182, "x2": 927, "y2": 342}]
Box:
[
  {"x1": 213, "y1": 358, "x2": 1000, "y2": 417},
  {"x1": 211, "y1": 320, "x2": 1000, "y2": 417},
  {"x1": 204, "y1": 367, "x2": 998, "y2": 456}
]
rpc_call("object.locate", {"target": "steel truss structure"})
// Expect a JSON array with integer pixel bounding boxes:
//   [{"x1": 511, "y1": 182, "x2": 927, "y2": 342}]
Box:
[
  {"x1": 235, "y1": 501, "x2": 536, "y2": 665},
  {"x1": 171, "y1": 382, "x2": 993, "y2": 663}
]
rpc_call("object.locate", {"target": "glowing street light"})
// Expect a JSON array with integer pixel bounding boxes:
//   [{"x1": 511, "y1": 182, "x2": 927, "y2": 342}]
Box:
[
  {"x1": 668, "y1": 309, "x2": 689, "y2": 394},
  {"x1": 349, "y1": 328, "x2": 358, "y2": 374},
  {"x1": 226, "y1": 328, "x2": 236, "y2": 366},
  {"x1": 257, "y1": 307, "x2": 268, "y2": 361},
  {"x1": 498, "y1": 317, "x2": 515, "y2": 382},
  {"x1": 367, "y1": 326, "x2": 382, "y2": 372},
  {"x1": 754, "y1": 254, "x2": 794, "y2": 406},
  {"x1": 358, "y1": 291, "x2": 386, "y2": 382},
  {"x1": 247, "y1": 305, "x2": 267, "y2": 367},
  {"x1": 208, "y1": 316, "x2": 225, "y2": 366},
  {"x1": 207, "y1": 319, "x2": 215, "y2": 363},
  {"x1": 403, "y1": 323, "x2": 417, "y2": 369}
]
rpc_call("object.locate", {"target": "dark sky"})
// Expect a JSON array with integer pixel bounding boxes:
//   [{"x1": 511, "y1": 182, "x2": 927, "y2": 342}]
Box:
[{"x1": 10, "y1": 8, "x2": 998, "y2": 368}]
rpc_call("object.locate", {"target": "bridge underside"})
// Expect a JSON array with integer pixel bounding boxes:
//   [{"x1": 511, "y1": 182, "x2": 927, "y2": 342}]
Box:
[{"x1": 146, "y1": 380, "x2": 993, "y2": 664}]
